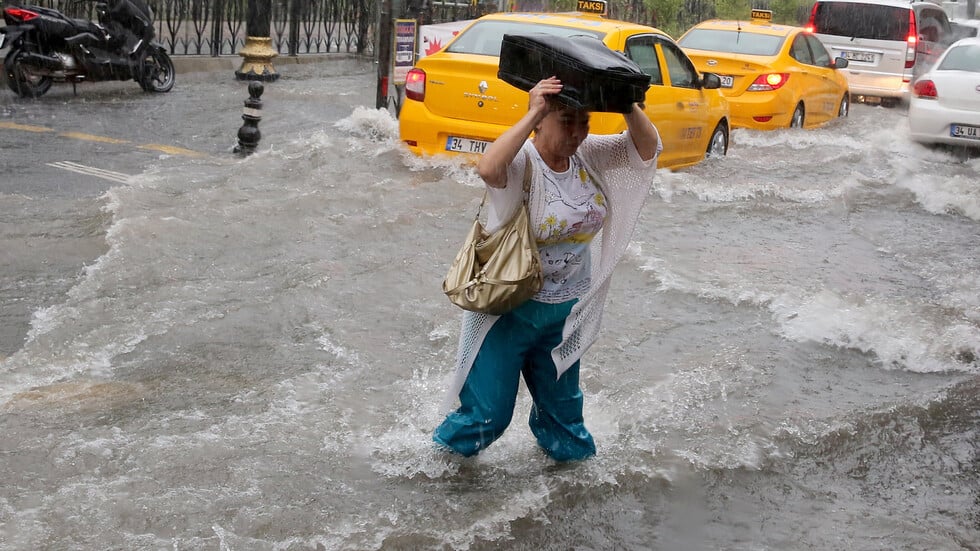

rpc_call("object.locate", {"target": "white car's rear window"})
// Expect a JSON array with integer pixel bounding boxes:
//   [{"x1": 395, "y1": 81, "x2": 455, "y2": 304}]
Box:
[{"x1": 811, "y1": 2, "x2": 909, "y2": 41}]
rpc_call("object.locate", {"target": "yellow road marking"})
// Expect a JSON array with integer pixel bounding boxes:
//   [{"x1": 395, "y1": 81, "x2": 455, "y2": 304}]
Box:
[
  {"x1": 1, "y1": 121, "x2": 206, "y2": 157},
  {"x1": 0, "y1": 121, "x2": 55, "y2": 133},
  {"x1": 58, "y1": 131, "x2": 130, "y2": 144},
  {"x1": 138, "y1": 143, "x2": 207, "y2": 157}
]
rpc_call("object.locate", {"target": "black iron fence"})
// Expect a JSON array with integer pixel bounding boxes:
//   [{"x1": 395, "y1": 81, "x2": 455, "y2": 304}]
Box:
[
  {"x1": 4, "y1": 0, "x2": 504, "y2": 56},
  {"x1": 7, "y1": 0, "x2": 490, "y2": 56},
  {"x1": 3, "y1": 0, "x2": 823, "y2": 58},
  {"x1": 12, "y1": 0, "x2": 377, "y2": 55}
]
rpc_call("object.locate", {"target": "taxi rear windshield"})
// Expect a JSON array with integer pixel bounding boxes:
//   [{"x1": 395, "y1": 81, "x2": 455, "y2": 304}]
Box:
[
  {"x1": 811, "y1": 2, "x2": 909, "y2": 41},
  {"x1": 447, "y1": 20, "x2": 604, "y2": 56},
  {"x1": 678, "y1": 29, "x2": 784, "y2": 56}
]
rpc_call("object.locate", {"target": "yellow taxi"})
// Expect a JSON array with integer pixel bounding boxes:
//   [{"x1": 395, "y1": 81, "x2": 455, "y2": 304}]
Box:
[
  {"x1": 398, "y1": 1, "x2": 731, "y2": 171},
  {"x1": 677, "y1": 10, "x2": 851, "y2": 130}
]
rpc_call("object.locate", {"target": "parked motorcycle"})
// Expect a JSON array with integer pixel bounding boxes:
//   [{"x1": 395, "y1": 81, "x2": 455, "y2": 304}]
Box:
[{"x1": 0, "y1": 0, "x2": 174, "y2": 97}]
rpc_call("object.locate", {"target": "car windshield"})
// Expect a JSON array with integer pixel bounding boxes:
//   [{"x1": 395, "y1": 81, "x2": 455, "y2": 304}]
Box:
[
  {"x1": 446, "y1": 20, "x2": 604, "y2": 56},
  {"x1": 938, "y1": 44, "x2": 980, "y2": 71},
  {"x1": 678, "y1": 28, "x2": 785, "y2": 56},
  {"x1": 812, "y1": 2, "x2": 909, "y2": 41}
]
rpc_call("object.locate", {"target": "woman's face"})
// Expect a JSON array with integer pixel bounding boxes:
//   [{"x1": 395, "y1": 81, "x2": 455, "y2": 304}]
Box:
[{"x1": 535, "y1": 104, "x2": 590, "y2": 159}]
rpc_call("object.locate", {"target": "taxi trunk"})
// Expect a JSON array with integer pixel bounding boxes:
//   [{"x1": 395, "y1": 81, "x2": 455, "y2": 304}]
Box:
[
  {"x1": 415, "y1": 54, "x2": 527, "y2": 129},
  {"x1": 683, "y1": 53, "x2": 774, "y2": 98},
  {"x1": 402, "y1": 53, "x2": 630, "y2": 155}
]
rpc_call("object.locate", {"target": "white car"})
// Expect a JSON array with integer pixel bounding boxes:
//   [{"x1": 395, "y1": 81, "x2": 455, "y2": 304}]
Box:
[
  {"x1": 908, "y1": 37, "x2": 980, "y2": 148},
  {"x1": 806, "y1": 0, "x2": 957, "y2": 106}
]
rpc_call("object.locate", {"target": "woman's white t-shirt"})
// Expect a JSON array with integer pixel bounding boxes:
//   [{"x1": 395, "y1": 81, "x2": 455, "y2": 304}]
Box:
[
  {"x1": 489, "y1": 145, "x2": 607, "y2": 304},
  {"x1": 529, "y1": 148, "x2": 606, "y2": 303}
]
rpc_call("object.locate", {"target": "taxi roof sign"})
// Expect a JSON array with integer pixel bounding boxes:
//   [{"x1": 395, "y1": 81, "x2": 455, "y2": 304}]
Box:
[
  {"x1": 750, "y1": 9, "x2": 773, "y2": 22},
  {"x1": 577, "y1": 0, "x2": 607, "y2": 16}
]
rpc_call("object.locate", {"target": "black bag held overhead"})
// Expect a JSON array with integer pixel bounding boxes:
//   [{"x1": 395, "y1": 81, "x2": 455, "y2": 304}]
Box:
[{"x1": 497, "y1": 33, "x2": 651, "y2": 114}]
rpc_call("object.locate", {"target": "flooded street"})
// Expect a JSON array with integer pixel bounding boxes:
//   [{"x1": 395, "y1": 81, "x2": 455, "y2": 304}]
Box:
[{"x1": 1, "y1": 59, "x2": 978, "y2": 550}]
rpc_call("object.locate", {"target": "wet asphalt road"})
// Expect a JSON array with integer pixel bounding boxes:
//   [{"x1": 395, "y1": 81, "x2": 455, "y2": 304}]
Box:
[
  {"x1": 0, "y1": 54, "x2": 377, "y2": 356},
  {"x1": 0, "y1": 54, "x2": 371, "y2": 197}
]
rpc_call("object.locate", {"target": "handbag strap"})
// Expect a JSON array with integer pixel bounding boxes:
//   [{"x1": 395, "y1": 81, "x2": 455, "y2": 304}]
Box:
[{"x1": 475, "y1": 150, "x2": 533, "y2": 221}]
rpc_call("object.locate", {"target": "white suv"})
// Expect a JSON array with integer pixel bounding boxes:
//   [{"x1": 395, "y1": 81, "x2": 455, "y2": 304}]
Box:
[{"x1": 806, "y1": 0, "x2": 956, "y2": 106}]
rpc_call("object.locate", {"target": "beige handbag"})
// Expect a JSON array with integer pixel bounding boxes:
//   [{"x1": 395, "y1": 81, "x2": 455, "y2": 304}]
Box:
[{"x1": 443, "y1": 152, "x2": 542, "y2": 315}]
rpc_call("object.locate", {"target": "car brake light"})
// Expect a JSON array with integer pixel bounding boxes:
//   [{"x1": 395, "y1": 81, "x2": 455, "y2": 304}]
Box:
[
  {"x1": 906, "y1": 11, "x2": 917, "y2": 69},
  {"x1": 747, "y1": 73, "x2": 789, "y2": 91},
  {"x1": 5, "y1": 7, "x2": 39, "y2": 21},
  {"x1": 804, "y1": 3, "x2": 817, "y2": 33},
  {"x1": 912, "y1": 79, "x2": 937, "y2": 98},
  {"x1": 405, "y1": 68, "x2": 426, "y2": 102}
]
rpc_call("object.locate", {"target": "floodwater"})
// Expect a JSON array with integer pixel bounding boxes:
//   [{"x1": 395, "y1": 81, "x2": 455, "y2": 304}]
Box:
[{"x1": 1, "y1": 59, "x2": 978, "y2": 550}]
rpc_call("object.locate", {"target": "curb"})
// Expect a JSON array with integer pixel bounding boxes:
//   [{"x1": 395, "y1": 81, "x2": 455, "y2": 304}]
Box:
[
  {"x1": 173, "y1": 52, "x2": 361, "y2": 74},
  {"x1": 0, "y1": 53, "x2": 365, "y2": 85}
]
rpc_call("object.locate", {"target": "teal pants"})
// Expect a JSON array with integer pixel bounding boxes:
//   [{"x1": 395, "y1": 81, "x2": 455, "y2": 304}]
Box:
[{"x1": 433, "y1": 299, "x2": 596, "y2": 461}]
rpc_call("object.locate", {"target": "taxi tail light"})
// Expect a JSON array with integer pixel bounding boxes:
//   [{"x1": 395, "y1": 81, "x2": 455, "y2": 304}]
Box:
[
  {"x1": 912, "y1": 79, "x2": 937, "y2": 99},
  {"x1": 405, "y1": 68, "x2": 426, "y2": 101},
  {"x1": 747, "y1": 73, "x2": 789, "y2": 91},
  {"x1": 804, "y1": 3, "x2": 817, "y2": 33},
  {"x1": 905, "y1": 11, "x2": 917, "y2": 69},
  {"x1": 5, "y1": 7, "x2": 40, "y2": 21}
]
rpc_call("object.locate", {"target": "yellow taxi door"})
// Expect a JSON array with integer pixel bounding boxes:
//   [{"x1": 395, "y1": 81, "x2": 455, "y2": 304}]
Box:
[
  {"x1": 787, "y1": 33, "x2": 828, "y2": 123},
  {"x1": 805, "y1": 34, "x2": 843, "y2": 122},
  {"x1": 657, "y1": 39, "x2": 714, "y2": 167},
  {"x1": 624, "y1": 34, "x2": 711, "y2": 168}
]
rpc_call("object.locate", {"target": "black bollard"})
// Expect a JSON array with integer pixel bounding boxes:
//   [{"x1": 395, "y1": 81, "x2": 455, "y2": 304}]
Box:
[{"x1": 234, "y1": 81, "x2": 264, "y2": 156}]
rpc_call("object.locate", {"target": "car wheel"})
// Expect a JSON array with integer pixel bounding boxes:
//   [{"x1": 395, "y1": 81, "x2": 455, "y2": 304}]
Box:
[
  {"x1": 790, "y1": 103, "x2": 804, "y2": 128},
  {"x1": 838, "y1": 94, "x2": 849, "y2": 118},
  {"x1": 706, "y1": 121, "x2": 728, "y2": 158}
]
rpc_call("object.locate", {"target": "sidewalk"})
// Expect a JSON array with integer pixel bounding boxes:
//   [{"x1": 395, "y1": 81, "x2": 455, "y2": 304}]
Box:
[{"x1": 173, "y1": 52, "x2": 359, "y2": 74}]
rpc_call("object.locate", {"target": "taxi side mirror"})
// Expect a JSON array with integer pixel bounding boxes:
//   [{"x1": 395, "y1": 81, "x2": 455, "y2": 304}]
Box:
[
  {"x1": 833, "y1": 57, "x2": 849, "y2": 69},
  {"x1": 700, "y1": 72, "x2": 722, "y2": 89}
]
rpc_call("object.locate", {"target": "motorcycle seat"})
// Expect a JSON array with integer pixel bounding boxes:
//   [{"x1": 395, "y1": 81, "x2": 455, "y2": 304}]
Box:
[
  {"x1": 65, "y1": 19, "x2": 108, "y2": 49},
  {"x1": 70, "y1": 19, "x2": 105, "y2": 35},
  {"x1": 66, "y1": 31, "x2": 107, "y2": 49}
]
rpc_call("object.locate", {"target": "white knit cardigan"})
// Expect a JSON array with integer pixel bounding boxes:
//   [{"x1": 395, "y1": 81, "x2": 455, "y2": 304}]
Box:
[{"x1": 440, "y1": 129, "x2": 661, "y2": 412}]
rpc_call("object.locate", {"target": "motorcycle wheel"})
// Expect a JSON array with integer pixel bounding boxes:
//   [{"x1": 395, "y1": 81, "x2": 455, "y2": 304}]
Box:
[
  {"x1": 137, "y1": 48, "x2": 175, "y2": 93},
  {"x1": 4, "y1": 49, "x2": 53, "y2": 98}
]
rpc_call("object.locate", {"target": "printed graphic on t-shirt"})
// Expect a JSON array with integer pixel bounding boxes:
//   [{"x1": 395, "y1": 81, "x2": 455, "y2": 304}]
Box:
[
  {"x1": 536, "y1": 164, "x2": 605, "y2": 245},
  {"x1": 531, "y1": 156, "x2": 607, "y2": 302}
]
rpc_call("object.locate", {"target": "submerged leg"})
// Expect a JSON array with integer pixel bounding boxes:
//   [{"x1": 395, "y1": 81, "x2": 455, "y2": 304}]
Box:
[
  {"x1": 433, "y1": 310, "x2": 530, "y2": 456},
  {"x1": 519, "y1": 300, "x2": 594, "y2": 462},
  {"x1": 524, "y1": 358, "x2": 595, "y2": 462}
]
